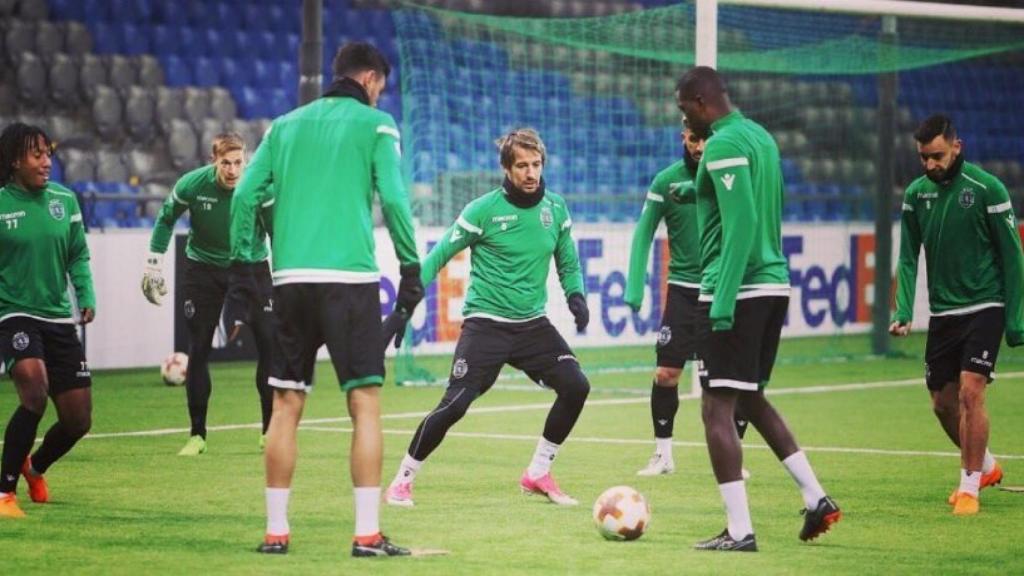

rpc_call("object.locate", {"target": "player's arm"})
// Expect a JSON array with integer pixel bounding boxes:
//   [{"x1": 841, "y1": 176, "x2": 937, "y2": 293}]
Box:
[
  {"x1": 985, "y1": 182, "x2": 1024, "y2": 346},
  {"x1": 141, "y1": 175, "x2": 191, "y2": 305},
  {"x1": 625, "y1": 186, "x2": 666, "y2": 311},
  {"x1": 373, "y1": 121, "x2": 418, "y2": 267},
  {"x1": 706, "y1": 148, "x2": 756, "y2": 331},
  {"x1": 420, "y1": 209, "x2": 480, "y2": 288},
  {"x1": 554, "y1": 206, "x2": 588, "y2": 332},
  {"x1": 230, "y1": 128, "x2": 274, "y2": 264},
  {"x1": 258, "y1": 184, "x2": 275, "y2": 240},
  {"x1": 67, "y1": 195, "x2": 96, "y2": 323},
  {"x1": 891, "y1": 189, "x2": 921, "y2": 336}
]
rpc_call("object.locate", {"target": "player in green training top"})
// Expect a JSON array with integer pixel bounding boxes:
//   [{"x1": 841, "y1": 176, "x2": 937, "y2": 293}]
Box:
[
  {"x1": 382, "y1": 128, "x2": 591, "y2": 508},
  {"x1": 0, "y1": 123, "x2": 95, "y2": 519},
  {"x1": 230, "y1": 42, "x2": 423, "y2": 557},
  {"x1": 143, "y1": 133, "x2": 275, "y2": 456},
  {"x1": 891, "y1": 115, "x2": 1024, "y2": 516},
  {"x1": 677, "y1": 68, "x2": 840, "y2": 551},
  {"x1": 626, "y1": 118, "x2": 750, "y2": 477}
]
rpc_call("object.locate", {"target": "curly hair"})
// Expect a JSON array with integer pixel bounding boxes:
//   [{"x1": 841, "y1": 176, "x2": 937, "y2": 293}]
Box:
[{"x1": 0, "y1": 122, "x2": 53, "y2": 184}]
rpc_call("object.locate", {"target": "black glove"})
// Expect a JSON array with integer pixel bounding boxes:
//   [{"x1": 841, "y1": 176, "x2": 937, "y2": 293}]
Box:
[
  {"x1": 567, "y1": 292, "x2": 589, "y2": 334},
  {"x1": 225, "y1": 262, "x2": 260, "y2": 342},
  {"x1": 396, "y1": 263, "x2": 425, "y2": 314},
  {"x1": 382, "y1": 308, "x2": 410, "y2": 350}
]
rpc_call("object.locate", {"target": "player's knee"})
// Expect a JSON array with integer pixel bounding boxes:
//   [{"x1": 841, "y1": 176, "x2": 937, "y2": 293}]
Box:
[
  {"x1": 654, "y1": 366, "x2": 682, "y2": 387},
  {"x1": 62, "y1": 412, "x2": 91, "y2": 438},
  {"x1": 21, "y1": 391, "x2": 47, "y2": 415},
  {"x1": 958, "y1": 374, "x2": 987, "y2": 408},
  {"x1": 547, "y1": 362, "x2": 590, "y2": 404}
]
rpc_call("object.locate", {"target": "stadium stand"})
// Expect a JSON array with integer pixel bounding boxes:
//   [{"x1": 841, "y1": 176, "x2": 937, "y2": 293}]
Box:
[{"x1": 0, "y1": 0, "x2": 1020, "y2": 227}]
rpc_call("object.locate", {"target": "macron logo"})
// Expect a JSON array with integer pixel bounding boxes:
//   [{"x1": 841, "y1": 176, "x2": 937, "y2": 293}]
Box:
[
  {"x1": 451, "y1": 228, "x2": 463, "y2": 241},
  {"x1": 720, "y1": 173, "x2": 736, "y2": 191}
]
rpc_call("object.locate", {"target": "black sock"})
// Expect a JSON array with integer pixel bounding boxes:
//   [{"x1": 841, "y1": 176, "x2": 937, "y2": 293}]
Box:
[
  {"x1": 651, "y1": 382, "x2": 679, "y2": 439},
  {"x1": 185, "y1": 361, "x2": 211, "y2": 439},
  {"x1": 30, "y1": 422, "x2": 84, "y2": 475},
  {"x1": 735, "y1": 418, "x2": 749, "y2": 440},
  {"x1": 1, "y1": 406, "x2": 43, "y2": 493}
]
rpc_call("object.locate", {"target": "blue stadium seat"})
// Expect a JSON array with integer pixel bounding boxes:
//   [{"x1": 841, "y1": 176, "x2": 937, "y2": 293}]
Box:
[
  {"x1": 179, "y1": 26, "x2": 209, "y2": 60},
  {"x1": 49, "y1": 0, "x2": 85, "y2": 21},
  {"x1": 251, "y1": 59, "x2": 275, "y2": 88},
  {"x1": 152, "y1": 0, "x2": 187, "y2": 25},
  {"x1": 150, "y1": 24, "x2": 177, "y2": 58},
  {"x1": 267, "y1": 88, "x2": 291, "y2": 118},
  {"x1": 254, "y1": 31, "x2": 278, "y2": 61},
  {"x1": 192, "y1": 57, "x2": 220, "y2": 87},
  {"x1": 160, "y1": 55, "x2": 192, "y2": 87},
  {"x1": 120, "y1": 23, "x2": 152, "y2": 56},
  {"x1": 90, "y1": 21, "x2": 121, "y2": 54},
  {"x1": 218, "y1": 58, "x2": 246, "y2": 90}
]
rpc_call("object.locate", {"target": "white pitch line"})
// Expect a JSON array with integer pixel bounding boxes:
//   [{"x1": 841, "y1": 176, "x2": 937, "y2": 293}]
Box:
[
  {"x1": 298, "y1": 426, "x2": 1024, "y2": 461},
  {"x1": 13, "y1": 371, "x2": 1024, "y2": 444}
]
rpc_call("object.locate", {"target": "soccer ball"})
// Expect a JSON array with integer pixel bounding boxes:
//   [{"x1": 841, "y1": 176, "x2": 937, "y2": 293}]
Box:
[
  {"x1": 160, "y1": 352, "x2": 188, "y2": 386},
  {"x1": 593, "y1": 486, "x2": 651, "y2": 541}
]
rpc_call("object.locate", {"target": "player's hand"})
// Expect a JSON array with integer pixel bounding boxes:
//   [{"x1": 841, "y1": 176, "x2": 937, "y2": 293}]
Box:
[
  {"x1": 79, "y1": 308, "x2": 95, "y2": 325},
  {"x1": 396, "y1": 263, "x2": 425, "y2": 315},
  {"x1": 222, "y1": 285, "x2": 251, "y2": 343},
  {"x1": 141, "y1": 252, "x2": 167, "y2": 305},
  {"x1": 1007, "y1": 329, "x2": 1023, "y2": 348},
  {"x1": 889, "y1": 321, "x2": 911, "y2": 337},
  {"x1": 567, "y1": 292, "x2": 589, "y2": 334},
  {"x1": 382, "y1": 308, "x2": 409, "y2": 350}
]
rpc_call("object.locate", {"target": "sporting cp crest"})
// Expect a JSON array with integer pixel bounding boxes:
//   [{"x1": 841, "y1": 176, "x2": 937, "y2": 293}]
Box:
[
  {"x1": 959, "y1": 188, "x2": 975, "y2": 209},
  {"x1": 539, "y1": 207, "x2": 553, "y2": 229},
  {"x1": 183, "y1": 299, "x2": 196, "y2": 319},
  {"x1": 452, "y1": 358, "x2": 468, "y2": 379},
  {"x1": 48, "y1": 199, "x2": 66, "y2": 221},
  {"x1": 657, "y1": 326, "x2": 672, "y2": 346},
  {"x1": 12, "y1": 331, "x2": 30, "y2": 351}
]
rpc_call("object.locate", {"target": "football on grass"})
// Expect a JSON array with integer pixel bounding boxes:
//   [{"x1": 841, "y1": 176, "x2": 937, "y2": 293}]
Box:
[
  {"x1": 593, "y1": 485, "x2": 650, "y2": 541},
  {"x1": 160, "y1": 352, "x2": 188, "y2": 386}
]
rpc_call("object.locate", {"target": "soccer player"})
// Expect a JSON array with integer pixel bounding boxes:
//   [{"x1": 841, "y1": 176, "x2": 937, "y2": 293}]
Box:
[
  {"x1": 142, "y1": 133, "x2": 274, "y2": 455},
  {"x1": 0, "y1": 123, "x2": 95, "y2": 518},
  {"x1": 383, "y1": 128, "x2": 591, "y2": 508},
  {"x1": 891, "y1": 114, "x2": 1023, "y2": 516},
  {"x1": 625, "y1": 119, "x2": 750, "y2": 477},
  {"x1": 676, "y1": 67, "x2": 840, "y2": 551},
  {"x1": 230, "y1": 42, "x2": 423, "y2": 557}
]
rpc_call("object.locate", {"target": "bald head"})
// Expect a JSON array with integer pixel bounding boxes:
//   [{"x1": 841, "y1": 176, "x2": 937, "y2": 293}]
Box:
[
  {"x1": 675, "y1": 66, "x2": 731, "y2": 138},
  {"x1": 676, "y1": 66, "x2": 727, "y2": 102}
]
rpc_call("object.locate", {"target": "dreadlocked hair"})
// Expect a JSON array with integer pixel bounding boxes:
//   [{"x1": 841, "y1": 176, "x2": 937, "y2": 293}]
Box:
[{"x1": 0, "y1": 122, "x2": 53, "y2": 185}]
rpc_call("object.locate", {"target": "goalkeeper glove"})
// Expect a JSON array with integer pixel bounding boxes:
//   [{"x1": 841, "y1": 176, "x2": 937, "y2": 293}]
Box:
[
  {"x1": 567, "y1": 292, "x2": 589, "y2": 334},
  {"x1": 141, "y1": 252, "x2": 168, "y2": 305}
]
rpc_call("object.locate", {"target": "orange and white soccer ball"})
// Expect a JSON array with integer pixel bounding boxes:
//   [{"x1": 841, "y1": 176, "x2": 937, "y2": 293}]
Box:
[
  {"x1": 160, "y1": 352, "x2": 188, "y2": 386},
  {"x1": 593, "y1": 485, "x2": 651, "y2": 541}
]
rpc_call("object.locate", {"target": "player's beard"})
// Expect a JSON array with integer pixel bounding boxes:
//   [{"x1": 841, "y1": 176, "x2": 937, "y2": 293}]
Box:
[
  {"x1": 683, "y1": 146, "x2": 700, "y2": 172},
  {"x1": 925, "y1": 152, "x2": 964, "y2": 184}
]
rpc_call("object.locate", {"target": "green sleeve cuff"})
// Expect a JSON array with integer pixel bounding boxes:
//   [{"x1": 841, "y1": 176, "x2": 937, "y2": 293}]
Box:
[{"x1": 711, "y1": 318, "x2": 733, "y2": 332}]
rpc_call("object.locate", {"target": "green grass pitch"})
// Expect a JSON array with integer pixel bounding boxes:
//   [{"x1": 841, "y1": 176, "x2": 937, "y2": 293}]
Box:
[{"x1": 2, "y1": 334, "x2": 1022, "y2": 575}]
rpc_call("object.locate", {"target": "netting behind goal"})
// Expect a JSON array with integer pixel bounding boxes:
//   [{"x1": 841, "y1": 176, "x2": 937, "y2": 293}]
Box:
[{"x1": 390, "y1": 1, "x2": 1024, "y2": 384}]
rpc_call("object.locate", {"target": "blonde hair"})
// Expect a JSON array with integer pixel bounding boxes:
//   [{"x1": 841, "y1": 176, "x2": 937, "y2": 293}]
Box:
[
  {"x1": 211, "y1": 132, "x2": 245, "y2": 159},
  {"x1": 495, "y1": 128, "x2": 546, "y2": 169}
]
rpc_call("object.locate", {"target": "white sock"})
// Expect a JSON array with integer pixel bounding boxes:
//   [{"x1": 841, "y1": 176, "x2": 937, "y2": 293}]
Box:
[
  {"x1": 719, "y1": 480, "x2": 754, "y2": 539},
  {"x1": 265, "y1": 487, "x2": 290, "y2": 536},
  {"x1": 982, "y1": 449, "x2": 996, "y2": 475},
  {"x1": 392, "y1": 454, "x2": 422, "y2": 485},
  {"x1": 959, "y1": 469, "x2": 981, "y2": 497},
  {"x1": 527, "y1": 438, "x2": 560, "y2": 479},
  {"x1": 353, "y1": 487, "x2": 381, "y2": 538},
  {"x1": 655, "y1": 437, "x2": 673, "y2": 460},
  {"x1": 782, "y1": 451, "x2": 827, "y2": 509}
]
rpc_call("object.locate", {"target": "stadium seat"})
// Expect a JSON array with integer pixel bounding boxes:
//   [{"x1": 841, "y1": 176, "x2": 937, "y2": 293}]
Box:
[
  {"x1": 237, "y1": 86, "x2": 264, "y2": 119},
  {"x1": 125, "y1": 148, "x2": 159, "y2": 181},
  {"x1": 76, "y1": 53, "x2": 107, "y2": 103},
  {"x1": 225, "y1": 118, "x2": 257, "y2": 152},
  {"x1": 135, "y1": 55, "x2": 164, "y2": 88},
  {"x1": 33, "y1": 20, "x2": 62, "y2": 64},
  {"x1": 182, "y1": 87, "x2": 211, "y2": 127},
  {"x1": 0, "y1": 84, "x2": 16, "y2": 116},
  {"x1": 160, "y1": 54, "x2": 191, "y2": 87},
  {"x1": 3, "y1": 19, "x2": 35, "y2": 64},
  {"x1": 16, "y1": 0, "x2": 48, "y2": 20},
  {"x1": 106, "y1": 55, "x2": 138, "y2": 96},
  {"x1": 198, "y1": 118, "x2": 224, "y2": 157},
  {"x1": 47, "y1": 113, "x2": 83, "y2": 144},
  {"x1": 253, "y1": 31, "x2": 277, "y2": 62},
  {"x1": 192, "y1": 56, "x2": 221, "y2": 87},
  {"x1": 59, "y1": 148, "x2": 97, "y2": 183},
  {"x1": 208, "y1": 88, "x2": 237, "y2": 123},
  {"x1": 125, "y1": 86, "x2": 156, "y2": 143},
  {"x1": 16, "y1": 51, "x2": 47, "y2": 103},
  {"x1": 61, "y1": 20, "x2": 92, "y2": 54},
  {"x1": 167, "y1": 118, "x2": 199, "y2": 170},
  {"x1": 217, "y1": 57, "x2": 245, "y2": 91},
  {"x1": 153, "y1": 86, "x2": 183, "y2": 135},
  {"x1": 89, "y1": 21, "x2": 121, "y2": 54},
  {"x1": 250, "y1": 59, "x2": 275, "y2": 88},
  {"x1": 47, "y1": 52, "x2": 79, "y2": 108},
  {"x1": 91, "y1": 85, "x2": 124, "y2": 140},
  {"x1": 267, "y1": 88, "x2": 291, "y2": 118},
  {"x1": 96, "y1": 150, "x2": 129, "y2": 182},
  {"x1": 120, "y1": 23, "x2": 152, "y2": 56}
]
